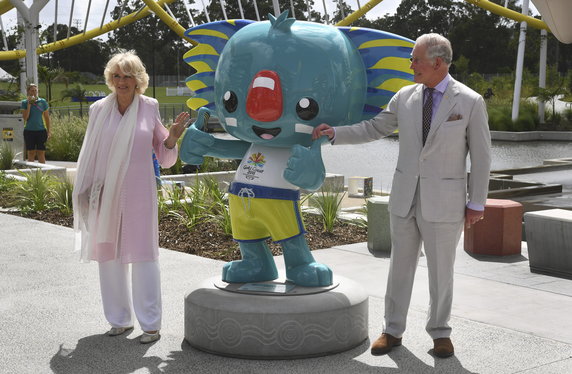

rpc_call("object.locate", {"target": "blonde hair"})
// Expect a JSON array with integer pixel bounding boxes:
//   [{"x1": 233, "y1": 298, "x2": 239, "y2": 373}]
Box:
[{"x1": 104, "y1": 50, "x2": 149, "y2": 95}]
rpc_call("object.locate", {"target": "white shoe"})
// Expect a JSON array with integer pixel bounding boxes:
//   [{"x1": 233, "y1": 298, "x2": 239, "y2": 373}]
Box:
[
  {"x1": 107, "y1": 326, "x2": 133, "y2": 336},
  {"x1": 140, "y1": 331, "x2": 160, "y2": 344}
]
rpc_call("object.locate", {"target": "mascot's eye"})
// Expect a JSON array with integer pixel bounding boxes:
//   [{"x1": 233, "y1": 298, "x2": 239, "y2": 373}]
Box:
[
  {"x1": 223, "y1": 91, "x2": 238, "y2": 113},
  {"x1": 296, "y1": 97, "x2": 319, "y2": 120}
]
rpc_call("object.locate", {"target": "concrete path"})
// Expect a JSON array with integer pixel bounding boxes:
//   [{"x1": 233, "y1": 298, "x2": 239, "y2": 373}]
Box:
[{"x1": 2, "y1": 212, "x2": 572, "y2": 374}]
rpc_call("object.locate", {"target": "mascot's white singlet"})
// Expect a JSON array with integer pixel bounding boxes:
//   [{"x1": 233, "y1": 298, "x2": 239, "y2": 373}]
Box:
[{"x1": 234, "y1": 144, "x2": 298, "y2": 190}]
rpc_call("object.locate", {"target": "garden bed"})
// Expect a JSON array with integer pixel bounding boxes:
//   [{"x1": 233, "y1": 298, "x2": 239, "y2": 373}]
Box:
[{"x1": 6, "y1": 209, "x2": 367, "y2": 262}]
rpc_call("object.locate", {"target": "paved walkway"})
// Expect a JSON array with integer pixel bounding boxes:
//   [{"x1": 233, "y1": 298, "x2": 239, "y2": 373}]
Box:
[{"x1": 2, "y1": 212, "x2": 572, "y2": 374}]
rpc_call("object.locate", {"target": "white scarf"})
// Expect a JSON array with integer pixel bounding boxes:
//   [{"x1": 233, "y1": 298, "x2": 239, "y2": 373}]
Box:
[{"x1": 72, "y1": 93, "x2": 140, "y2": 262}]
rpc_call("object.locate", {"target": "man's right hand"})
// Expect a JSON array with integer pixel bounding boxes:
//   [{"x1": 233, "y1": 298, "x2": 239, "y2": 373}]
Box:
[{"x1": 312, "y1": 123, "x2": 334, "y2": 140}]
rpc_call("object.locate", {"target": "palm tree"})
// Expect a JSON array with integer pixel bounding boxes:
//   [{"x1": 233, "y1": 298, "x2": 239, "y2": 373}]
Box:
[
  {"x1": 61, "y1": 84, "x2": 88, "y2": 118},
  {"x1": 38, "y1": 65, "x2": 64, "y2": 103}
]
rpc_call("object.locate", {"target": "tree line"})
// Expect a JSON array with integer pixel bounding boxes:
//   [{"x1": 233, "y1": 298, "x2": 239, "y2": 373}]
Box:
[{"x1": 1, "y1": 0, "x2": 570, "y2": 85}]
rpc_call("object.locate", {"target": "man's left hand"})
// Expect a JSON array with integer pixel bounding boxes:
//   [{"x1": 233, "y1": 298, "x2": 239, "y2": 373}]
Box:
[{"x1": 465, "y1": 208, "x2": 484, "y2": 229}]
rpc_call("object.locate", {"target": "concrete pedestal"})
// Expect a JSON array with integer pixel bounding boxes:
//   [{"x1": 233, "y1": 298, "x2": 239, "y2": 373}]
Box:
[
  {"x1": 348, "y1": 176, "x2": 373, "y2": 198},
  {"x1": 367, "y1": 196, "x2": 391, "y2": 255},
  {"x1": 525, "y1": 209, "x2": 572, "y2": 279},
  {"x1": 184, "y1": 276, "x2": 368, "y2": 359},
  {"x1": 464, "y1": 199, "x2": 523, "y2": 256}
]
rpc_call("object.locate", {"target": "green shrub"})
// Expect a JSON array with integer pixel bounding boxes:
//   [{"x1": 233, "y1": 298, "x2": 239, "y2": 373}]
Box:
[
  {"x1": 514, "y1": 113, "x2": 536, "y2": 131},
  {"x1": 466, "y1": 72, "x2": 488, "y2": 95},
  {"x1": 0, "y1": 143, "x2": 15, "y2": 170},
  {"x1": 13, "y1": 170, "x2": 55, "y2": 212},
  {"x1": 564, "y1": 108, "x2": 572, "y2": 122},
  {"x1": 167, "y1": 179, "x2": 209, "y2": 232},
  {"x1": 488, "y1": 99, "x2": 539, "y2": 131},
  {"x1": 46, "y1": 115, "x2": 88, "y2": 161},
  {"x1": 490, "y1": 75, "x2": 514, "y2": 97},
  {"x1": 53, "y1": 177, "x2": 74, "y2": 215},
  {"x1": 309, "y1": 182, "x2": 346, "y2": 233},
  {"x1": 161, "y1": 182, "x2": 187, "y2": 213},
  {"x1": 202, "y1": 177, "x2": 232, "y2": 236},
  {"x1": 516, "y1": 100, "x2": 539, "y2": 131},
  {"x1": 0, "y1": 171, "x2": 14, "y2": 191},
  {"x1": 547, "y1": 110, "x2": 562, "y2": 126},
  {"x1": 168, "y1": 157, "x2": 184, "y2": 175},
  {"x1": 0, "y1": 172, "x2": 17, "y2": 208},
  {"x1": 488, "y1": 106, "x2": 513, "y2": 131},
  {"x1": 200, "y1": 157, "x2": 239, "y2": 172}
]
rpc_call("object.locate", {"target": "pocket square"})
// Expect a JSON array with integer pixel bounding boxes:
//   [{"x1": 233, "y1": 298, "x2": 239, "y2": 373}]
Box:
[{"x1": 447, "y1": 113, "x2": 462, "y2": 121}]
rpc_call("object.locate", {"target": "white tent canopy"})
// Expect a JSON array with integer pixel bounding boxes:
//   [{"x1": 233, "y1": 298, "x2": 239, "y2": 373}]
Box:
[
  {"x1": 532, "y1": 0, "x2": 572, "y2": 44},
  {"x1": 0, "y1": 67, "x2": 15, "y2": 81}
]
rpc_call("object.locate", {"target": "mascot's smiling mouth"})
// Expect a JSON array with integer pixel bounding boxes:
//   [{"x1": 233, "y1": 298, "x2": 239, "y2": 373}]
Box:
[{"x1": 252, "y1": 125, "x2": 281, "y2": 140}]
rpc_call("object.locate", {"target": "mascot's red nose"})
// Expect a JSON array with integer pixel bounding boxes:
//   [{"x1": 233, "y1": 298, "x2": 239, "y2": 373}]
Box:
[{"x1": 246, "y1": 70, "x2": 282, "y2": 122}]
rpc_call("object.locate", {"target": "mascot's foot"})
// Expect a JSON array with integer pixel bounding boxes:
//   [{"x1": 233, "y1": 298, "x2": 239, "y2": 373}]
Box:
[
  {"x1": 222, "y1": 259, "x2": 279, "y2": 283},
  {"x1": 286, "y1": 262, "x2": 333, "y2": 287}
]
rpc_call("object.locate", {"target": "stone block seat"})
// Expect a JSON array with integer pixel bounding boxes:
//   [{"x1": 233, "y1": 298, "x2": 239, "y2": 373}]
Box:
[
  {"x1": 524, "y1": 209, "x2": 572, "y2": 279},
  {"x1": 464, "y1": 199, "x2": 523, "y2": 256},
  {"x1": 367, "y1": 195, "x2": 391, "y2": 255}
]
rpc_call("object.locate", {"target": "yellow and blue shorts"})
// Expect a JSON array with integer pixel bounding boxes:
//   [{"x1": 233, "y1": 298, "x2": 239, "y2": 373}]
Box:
[{"x1": 228, "y1": 182, "x2": 306, "y2": 243}]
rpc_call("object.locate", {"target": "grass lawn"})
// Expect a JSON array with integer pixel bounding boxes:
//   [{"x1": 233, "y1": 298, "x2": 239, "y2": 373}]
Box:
[{"x1": 0, "y1": 82, "x2": 190, "y2": 108}]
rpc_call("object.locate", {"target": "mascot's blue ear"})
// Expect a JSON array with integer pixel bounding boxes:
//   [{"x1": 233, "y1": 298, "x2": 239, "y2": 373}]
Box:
[
  {"x1": 183, "y1": 19, "x2": 255, "y2": 111},
  {"x1": 338, "y1": 27, "x2": 415, "y2": 119}
]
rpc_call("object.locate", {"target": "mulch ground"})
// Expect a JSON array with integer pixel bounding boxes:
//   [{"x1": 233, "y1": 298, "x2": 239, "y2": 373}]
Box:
[{"x1": 7, "y1": 210, "x2": 367, "y2": 262}]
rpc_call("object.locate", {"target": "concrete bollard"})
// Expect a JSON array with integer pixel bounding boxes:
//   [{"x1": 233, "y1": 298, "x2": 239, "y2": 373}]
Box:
[
  {"x1": 464, "y1": 199, "x2": 523, "y2": 256},
  {"x1": 367, "y1": 195, "x2": 391, "y2": 255},
  {"x1": 348, "y1": 176, "x2": 373, "y2": 198},
  {"x1": 524, "y1": 209, "x2": 572, "y2": 279}
]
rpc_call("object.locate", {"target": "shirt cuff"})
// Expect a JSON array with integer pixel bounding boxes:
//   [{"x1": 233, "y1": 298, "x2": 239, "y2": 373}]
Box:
[{"x1": 466, "y1": 201, "x2": 485, "y2": 211}]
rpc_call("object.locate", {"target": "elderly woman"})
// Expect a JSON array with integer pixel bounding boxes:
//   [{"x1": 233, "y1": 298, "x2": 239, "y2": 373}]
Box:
[{"x1": 72, "y1": 51, "x2": 188, "y2": 344}]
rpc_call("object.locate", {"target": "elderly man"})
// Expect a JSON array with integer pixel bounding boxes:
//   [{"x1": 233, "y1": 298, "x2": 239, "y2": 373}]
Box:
[{"x1": 313, "y1": 33, "x2": 491, "y2": 358}]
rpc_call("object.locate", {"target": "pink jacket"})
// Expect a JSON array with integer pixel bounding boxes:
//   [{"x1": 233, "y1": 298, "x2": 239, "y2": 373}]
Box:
[{"x1": 89, "y1": 95, "x2": 178, "y2": 263}]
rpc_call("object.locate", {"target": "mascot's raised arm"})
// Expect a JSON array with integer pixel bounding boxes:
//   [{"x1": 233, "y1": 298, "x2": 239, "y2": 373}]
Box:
[{"x1": 179, "y1": 11, "x2": 414, "y2": 287}]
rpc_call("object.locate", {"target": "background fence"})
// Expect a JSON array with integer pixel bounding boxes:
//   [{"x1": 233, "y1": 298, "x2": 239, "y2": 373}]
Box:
[{"x1": 51, "y1": 103, "x2": 191, "y2": 122}]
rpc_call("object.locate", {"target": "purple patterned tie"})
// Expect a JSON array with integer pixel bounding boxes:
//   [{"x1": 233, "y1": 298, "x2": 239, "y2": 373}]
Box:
[{"x1": 422, "y1": 87, "x2": 434, "y2": 146}]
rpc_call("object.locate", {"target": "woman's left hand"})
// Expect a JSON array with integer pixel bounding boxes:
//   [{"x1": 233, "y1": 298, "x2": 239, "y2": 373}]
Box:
[{"x1": 165, "y1": 112, "x2": 191, "y2": 149}]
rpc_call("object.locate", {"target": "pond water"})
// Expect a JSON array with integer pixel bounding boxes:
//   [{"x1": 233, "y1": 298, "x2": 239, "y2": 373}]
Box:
[{"x1": 320, "y1": 138, "x2": 572, "y2": 191}]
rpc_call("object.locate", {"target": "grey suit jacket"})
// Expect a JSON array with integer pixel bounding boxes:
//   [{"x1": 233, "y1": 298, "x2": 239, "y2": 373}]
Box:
[{"x1": 334, "y1": 77, "x2": 491, "y2": 222}]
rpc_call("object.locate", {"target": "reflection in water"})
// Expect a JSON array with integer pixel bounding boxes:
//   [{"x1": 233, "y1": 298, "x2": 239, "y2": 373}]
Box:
[{"x1": 321, "y1": 138, "x2": 572, "y2": 191}]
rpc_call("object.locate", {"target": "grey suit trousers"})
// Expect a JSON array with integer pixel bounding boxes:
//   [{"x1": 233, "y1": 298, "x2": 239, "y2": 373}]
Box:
[{"x1": 383, "y1": 185, "x2": 464, "y2": 339}]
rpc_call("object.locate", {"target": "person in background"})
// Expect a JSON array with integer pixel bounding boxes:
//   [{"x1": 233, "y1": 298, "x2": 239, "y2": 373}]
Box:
[
  {"x1": 72, "y1": 50, "x2": 189, "y2": 344},
  {"x1": 313, "y1": 33, "x2": 491, "y2": 358},
  {"x1": 21, "y1": 83, "x2": 51, "y2": 163}
]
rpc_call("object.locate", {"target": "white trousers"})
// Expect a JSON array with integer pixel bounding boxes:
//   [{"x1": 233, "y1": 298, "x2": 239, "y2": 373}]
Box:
[
  {"x1": 98, "y1": 259, "x2": 162, "y2": 332},
  {"x1": 383, "y1": 188, "x2": 463, "y2": 340}
]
